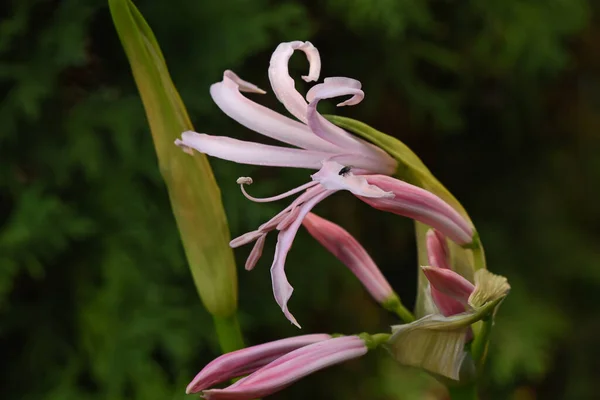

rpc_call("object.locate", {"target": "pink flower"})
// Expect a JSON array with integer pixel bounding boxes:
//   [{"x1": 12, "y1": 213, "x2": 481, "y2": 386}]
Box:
[
  {"x1": 175, "y1": 41, "x2": 474, "y2": 327},
  {"x1": 424, "y1": 229, "x2": 475, "y2": 316},
  {"x1": 186, "y1": 334, "x2": 331, "y2": 394},
  {"x1": 302, "y1": 212, "x2": 394, "y2": 304},
  {"x1": 190, "y1": 336, "x2": 367, "y2": 399}
]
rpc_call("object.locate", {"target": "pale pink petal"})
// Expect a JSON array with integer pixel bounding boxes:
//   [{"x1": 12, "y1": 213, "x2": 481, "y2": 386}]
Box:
[
  {"x1": 268, "y1": 41, "x2": 320, "y2": 123},
  {"x1": 271, "y1": 189, "x2": 335, "y2": 328},
  {"x1": 311, "y1": 161, "x2": 393, "y2": 198},
  {"x1": 421, "y1": 266, "x2": 475, "y2": 304},
  {"x1": 186, "y1": 334, "x2": 331, "y2": 394},
  {"x1": 204, "y1": 336, "x2": 367, "y2": 399},
  {"x1": 176, "y1": 131, "x2": 332, "y2": 169},
  {"x1": 360, "y1": 175, "x2": 474, "y2": 245},
  {"x1": 305, "y1": 77, "x2": 372, "y2": 153},
  {"x1": 210, "y1": 73, "x2": 340, "y2": 151},
  {"x1": 223, "y1": 70, "x2": 266, "y2": 94},
  {"x1": 245, "y1": 234, "x2": 266, "y2": 271},
  {"x1": 302, "y1": 212, "x2": 393, "y2": 303},
  {"x1": 426, "y1": 229, "x2": 451, "y2": 270},
  {"x1": 305, "y1": 77, "x2": 397, "y2": 174}
]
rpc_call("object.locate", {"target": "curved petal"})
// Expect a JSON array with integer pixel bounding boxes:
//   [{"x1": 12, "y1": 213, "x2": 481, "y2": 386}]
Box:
[
  {"x1": 268, "y1": 41, "x2": 320, "y2": 123},
  {"x1": 305, "y1": 77, "x2": 369, "y2": 152},
  {"x1": 211, "y1": 73, "x2": 340, "y2": 152},
  {"x1": 306, "y1": 78, "x2": 397, "y2": 172},
  {"x1": 271, "y1": 189, "x2": 335, "y2": 328},
  {"x1": 310, "y1": 161, "x2": 394, "y2": 198},
  {"x1": 176, "y1": 131, "x2": 331, "y2": 168}
]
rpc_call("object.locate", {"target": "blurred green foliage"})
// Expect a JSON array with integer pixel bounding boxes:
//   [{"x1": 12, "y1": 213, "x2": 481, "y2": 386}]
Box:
[{"x1": 1, "y1": 0, "x2": 599, "y2": 399}]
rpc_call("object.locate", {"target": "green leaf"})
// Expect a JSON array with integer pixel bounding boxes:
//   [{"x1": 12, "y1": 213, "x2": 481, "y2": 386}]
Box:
[{"x1": 108, "y1": 0, "x2": 238, "y2": 318}]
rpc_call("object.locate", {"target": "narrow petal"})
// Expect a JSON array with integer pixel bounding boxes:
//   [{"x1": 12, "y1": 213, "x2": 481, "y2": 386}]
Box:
[
  {"x1": 211, "y1": 73, "x2": 340, "y2": 151},
  {"x1": 204, "y1": 336, "x2": 367, "y2": 399},
  {"x1": 176, "y1": 131, "x2": 332, "y2": 169},
  {"x1": 302, "y1": 212, "x2": 393, "y2": 303},
  {"x1": 268, "y1": 41, "x2": 320, "y2": 123},
  {"x1": 186, "y1": 334, "x2": 331, "y2": 394},
  {"x1": 360, "y1": 175, "x2": 474, "y2": 245},
  {"x1": 271, "y1": 189, "x2": 335, "y2": 327},
  {"x1": 311, "y1": 161, "x2": 394, "y2": 198},
  {"x1": 245, "y1": 234, "x2": 266, "y2": 271},
  {"x1": 421, "y1": 266, "x2": 475, "y2": 304}
]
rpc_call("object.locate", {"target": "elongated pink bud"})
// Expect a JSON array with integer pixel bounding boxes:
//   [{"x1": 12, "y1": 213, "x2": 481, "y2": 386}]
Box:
[
  {"x1": 360, "y1": 175, "x2": 474, "y2": 245},
  {"x1": 202, "y1": 336, "x2": 367, "y2": 399},
  {"x1": 426, "y1": 229, "x2": 450, "y2": 270},
  {"x1": 186, "y1": 334, "x2": 331, "y2": 394},
  {"x1": 425, "y1": 229, "x2": 474, "y2": 315},
  {"x1": 421, "y1": 266, "x2": 475, "y2": 305},
  {"x1": 302, "y1": 212, "x2": 394, "y2": 303}
]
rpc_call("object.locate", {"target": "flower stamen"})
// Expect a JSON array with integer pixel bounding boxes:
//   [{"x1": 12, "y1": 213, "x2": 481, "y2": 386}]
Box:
[{"x1": 237, "y1": 177, "x2": 319, "y2": 203}]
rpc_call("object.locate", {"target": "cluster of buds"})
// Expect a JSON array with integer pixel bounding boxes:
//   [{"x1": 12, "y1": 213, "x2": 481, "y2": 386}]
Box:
[{"x1": 177, "y1": 41, "x2": 510, "y2": 398}]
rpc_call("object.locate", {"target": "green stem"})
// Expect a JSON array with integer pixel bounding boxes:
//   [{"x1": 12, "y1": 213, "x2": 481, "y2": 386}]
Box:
[
  {"x1": 382, "y1": 295, "x2": 415, "y2": 323},
  {"x1": 469, "y1": 234, "x2": 487, "y2": 271},
  {"x1": 447, "y1": 383, "x2": 479, "y2": 400},
  {"x1": 213, "y1": 313, "x2": 245, "y2": 353},
  {"x1": 471, "y1": 316, "x2": 493, "y2": 370}
]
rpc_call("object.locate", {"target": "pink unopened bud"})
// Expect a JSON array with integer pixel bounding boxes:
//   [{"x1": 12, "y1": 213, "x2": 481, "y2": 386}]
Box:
[
  {"x1": 302, "y1": 212, "x2": 394, "y2": 303},
  {"x1": 360, "y1": 175, "x2": 474, "y2": 245},
  {"x1": 425, "y1": 229, "x2": 475, "y2": 316},
  {"x1": 426, "y1": 229, "x2": 450, "y2": 270},
  {"x1": 421, "y1": 266, "x2": 475, "y2": 305},
  {"x1": 200, "y1": 336, "x2": 368, "y2": 399},
  {"x1": 186, "y1": 334, "x2": 331, "y2": 394}
]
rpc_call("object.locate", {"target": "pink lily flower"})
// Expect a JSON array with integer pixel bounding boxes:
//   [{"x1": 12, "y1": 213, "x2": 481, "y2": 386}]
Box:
[
  {"x1": 424, "y1": 229, "x2": 475, "y2": 316},
  {"x1": 186, "y1": 334, "x2": 331, "y2": 394},
  {"x1": 302, "y1": 212, "x2": 394, "y2": 304},
  {"x1": 192, "y1": 335, "x2": 367, "y2": 400},
  {"x1": 175, "y1": 41, "x2": 474, "y2": 327}
]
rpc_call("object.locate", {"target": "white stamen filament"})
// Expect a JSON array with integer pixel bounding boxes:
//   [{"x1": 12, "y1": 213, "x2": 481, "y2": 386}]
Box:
[{"x1": 237, "y1": 178, "x2": 319, "y2": 203}]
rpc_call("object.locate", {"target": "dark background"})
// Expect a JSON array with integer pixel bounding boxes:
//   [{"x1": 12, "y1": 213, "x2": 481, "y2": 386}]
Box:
[{"x1": 2, "y1": 0, "x2": 600, "y2": 399}]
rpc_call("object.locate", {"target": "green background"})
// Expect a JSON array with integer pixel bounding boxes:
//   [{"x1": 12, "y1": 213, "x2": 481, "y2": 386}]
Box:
[{"x1": 2, "y1": 0, "x2": 599, "y2": 399}]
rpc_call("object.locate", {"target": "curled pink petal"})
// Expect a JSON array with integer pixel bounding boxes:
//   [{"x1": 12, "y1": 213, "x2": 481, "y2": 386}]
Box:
[
  {"x1": 211, "y1": 73, "x2": 339, "y2": 152},
  {"x1": 186, "y1": 334, "x2": 331, "y2": 394},
  {"x1": 303, "y1": 212, "x2": 394, "y2": 303},
  {"x1": 223, "y1": 70, "x2": 266, "y2": 94},
  {"x1": 359, "y1": 175, "x2": 474, "y2": 245},
  {"x1": 245, "y1": 234, "x2": 266, "y2": 271},
  {"x1": 421, "y1": 266, "x2": 475, "y2": 304},
  {"x1": 203, "y1": 336, "x2": 367, "y2": 400},
  {"x1": 268, "y1": 41, "x2": 320, "y2": 123},
  {"x1": 311, "y1": 161, "x2": 393, "y2": 198},
  {"x1": 305, "y1": 77, "x2": 375, "y2": 154},
  {"x1": 271, "y1": 189, "x2": 335, "y2": 328},
  {"x1": 306, "y1": 77, "x2": 364, "y2": 107}
]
